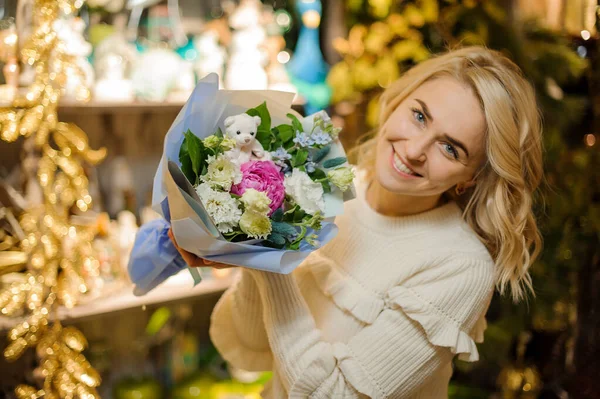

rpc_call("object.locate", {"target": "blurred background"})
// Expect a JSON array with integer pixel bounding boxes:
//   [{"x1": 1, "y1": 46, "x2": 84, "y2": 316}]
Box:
[{"x1": 0, "y1": 0, "x2": 598, "y2": 398}]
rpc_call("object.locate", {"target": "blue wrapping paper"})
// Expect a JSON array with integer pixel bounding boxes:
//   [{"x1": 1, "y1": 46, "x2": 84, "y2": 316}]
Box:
[{"x1": 128, "y1": 218, "x2": 189, "y2": 296}]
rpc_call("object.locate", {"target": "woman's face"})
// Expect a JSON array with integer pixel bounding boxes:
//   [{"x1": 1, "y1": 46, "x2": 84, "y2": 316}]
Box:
[{"x1": 375, "y1": 77, "x2": 487, "y2": 197}]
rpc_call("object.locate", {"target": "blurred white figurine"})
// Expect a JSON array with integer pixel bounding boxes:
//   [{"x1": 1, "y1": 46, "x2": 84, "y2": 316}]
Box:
[
  {"x1": 104, "y1": 156, "x2": 134, "y2": 217},
  {"x1": 93, "y1": 34, "x2": 137, "y2": 101},
  {"x1": 193, "y1": 31, "x2": 226, "y2": 86},
  {"x1": 225, "y1": 0, "x2": 268, "y2": 90},
  {"x1": 131, "y1": 48, "x2": 194, "y2": 102}
]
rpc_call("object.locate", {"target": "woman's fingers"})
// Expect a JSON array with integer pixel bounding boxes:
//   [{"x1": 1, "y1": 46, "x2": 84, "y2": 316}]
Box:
[
  {"x1": 168, "y1": 228, "x2": 204, "y2": 267},
  {"x1": 168, "y1": 228, "x2": 233, "y2": 269}
]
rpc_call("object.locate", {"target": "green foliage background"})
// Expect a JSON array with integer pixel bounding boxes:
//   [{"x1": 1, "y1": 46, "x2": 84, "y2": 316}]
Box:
[{"x1": 330, "y1": 0, "x2": 600, "y2": 395}]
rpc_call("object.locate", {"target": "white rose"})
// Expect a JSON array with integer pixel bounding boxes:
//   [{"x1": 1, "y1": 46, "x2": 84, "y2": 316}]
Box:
[{"x1": 284, "y1": 169, "x2": 325, "y2": 215}]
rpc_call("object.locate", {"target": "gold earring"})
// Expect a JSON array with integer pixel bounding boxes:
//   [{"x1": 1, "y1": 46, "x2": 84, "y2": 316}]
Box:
[{"x1": 455, "y1": 183, "x2": 466, "y2": 196}]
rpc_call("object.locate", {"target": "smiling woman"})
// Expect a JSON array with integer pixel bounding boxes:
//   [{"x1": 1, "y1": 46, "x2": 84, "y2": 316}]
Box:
[
  {"x1": 356, "y1": 46, "x2": 543, "y2": 302},
  {"x1": 173, "y1": 46, "x2": 544, "y2": 399}
]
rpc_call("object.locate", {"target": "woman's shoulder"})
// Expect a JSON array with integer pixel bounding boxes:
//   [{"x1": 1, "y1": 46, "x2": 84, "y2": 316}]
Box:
[{"x1": 442, "y1": 214, "x2": 494, "y2": 262}]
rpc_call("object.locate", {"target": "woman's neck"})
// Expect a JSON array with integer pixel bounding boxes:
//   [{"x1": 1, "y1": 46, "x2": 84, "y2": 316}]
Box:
[{"x1": 366, "y1": 179, "x2": 444, "y2": 217}]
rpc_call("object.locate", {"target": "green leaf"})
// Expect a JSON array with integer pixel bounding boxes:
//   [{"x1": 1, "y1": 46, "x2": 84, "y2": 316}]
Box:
[
  {"x1": 272, "y1": 222, "x2": 298, "y2": 239},
  {"x1": 308, "y1": 168, "x2": 327, "y2": 181},
  {"x1": 312, "y1": 145, "x2": 331, "y2": 163},
  {"x1": 247, "y1": 102, "x2": 272, "y2": 133},
  {"x1": 276, "y1": 124, "x2": 295, "y2": 144},
  {"x1": 266, "y1": 233, "x2": 286, "y2": 248},
  {"x1": 272, "y1": 139, "x2": 283, "y2": 150},
  {"x1": 179, "y1": 136, "x2": 189, "y2": 160},
  {"x1": 293, "y1": 208, "x2": 306, "y2": 223},
  {"x1": 185, "y1": 130, "x2": 205, "y2": 175},
  {"x1": 223, "y1": 231, "x2": 247, "y2": 242},
  {"x1": 180, "y1": 154, "x2": 195, "y2": 185},
  {"x1": 284, "y1": 204, "x2": 299, "y2": 215},
  {"x1": 283, "y1": 138, "x2": 296, "y2": 150},
  {"x1": 287, "y1": 113, "x2": 303, "y2": 133},
  {"x1": 323, "y1": 157, "x2": 347, "y2": 169},
  {"x1": 205, "y1": 147, "x2": 216, "y2": 157},
  {"x1": 215, "y1": 127, "x2": 224, "y2": 139},
  {"x1": 248, "y1": 102, "x2": 274, "y2": 152},
  {"x1": 282, "y1": 204, "x2": 299, "y2": 223},
  {"x1": 290, "y1": 225, "x2": 307, "y2": 246},
  {"x1": 292, "y1": 149, "x2": 309, "y2": 167},
  {"x1": 256, "y1": 130, "x2": 275, "y2": 152},
  {"x1": 321, "y1": 181, "x2": 332, "y2": 193},
  {"x1": 271, "y1": 208, "x2": 284, "y2": 222}
]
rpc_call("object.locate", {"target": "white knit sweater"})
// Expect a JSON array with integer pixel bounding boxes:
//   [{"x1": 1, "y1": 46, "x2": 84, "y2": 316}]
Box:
[{"x1": 209, "y1": 179, "x2": 496, "y2": 398}]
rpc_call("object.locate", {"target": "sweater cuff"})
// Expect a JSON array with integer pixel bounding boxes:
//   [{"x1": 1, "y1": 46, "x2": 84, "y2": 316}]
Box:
[
  {"x1": 248, "y1": 269, "x2": 327, "y2": 384},
  {"x1": 209, "y1": 270, "x2": 272, "y2": 371}
]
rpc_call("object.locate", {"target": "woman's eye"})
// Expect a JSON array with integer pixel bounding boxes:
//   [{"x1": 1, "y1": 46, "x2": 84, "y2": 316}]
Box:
[
  {"x1": 412, "y1": 108, "x2": 426, "y2": 124},
  {"x1": 443, "y1": 143, "x2": 459, "y2": 159}
]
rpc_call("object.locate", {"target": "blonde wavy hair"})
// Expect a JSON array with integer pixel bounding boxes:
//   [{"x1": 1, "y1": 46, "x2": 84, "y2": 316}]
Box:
[{"x1": 352, "y1": 46, "x2": 543, "y2": 302}]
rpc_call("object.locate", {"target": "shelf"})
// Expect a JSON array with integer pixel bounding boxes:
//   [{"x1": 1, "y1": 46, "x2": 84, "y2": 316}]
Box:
[
  {"x1": 1, "y1": 93, "x2": 305, "y2": 115},
  {"x1": 0, "y1": 271, "x2": 234, "y2": 330},
  {"x1": 58, "y1": 99, "x2": 187, "y2": 114}
]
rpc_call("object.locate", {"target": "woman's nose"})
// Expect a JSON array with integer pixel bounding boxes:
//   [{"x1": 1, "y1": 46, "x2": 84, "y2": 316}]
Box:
[{"x1": 405, "y1": 136, "x2": 428, "y2": 163}]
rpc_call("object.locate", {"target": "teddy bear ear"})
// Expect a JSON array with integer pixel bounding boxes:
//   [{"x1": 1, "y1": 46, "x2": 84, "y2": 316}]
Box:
[
  {"x1": 224, "y1": 116, "x2": 234, "y2": 127},
  {"x1": 253, "y1": 116, "x2": 261, "y2": 126}
]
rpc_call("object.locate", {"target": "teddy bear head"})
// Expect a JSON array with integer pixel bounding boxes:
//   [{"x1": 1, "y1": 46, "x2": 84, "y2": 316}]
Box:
[{"x1": 224, "y1": 113, "x2": 261, "y2": 148}]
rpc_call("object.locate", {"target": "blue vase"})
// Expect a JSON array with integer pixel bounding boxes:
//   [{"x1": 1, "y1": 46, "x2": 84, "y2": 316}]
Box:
[{"x1": 287, "y1": 0, "x2": 332, "y2": 114}]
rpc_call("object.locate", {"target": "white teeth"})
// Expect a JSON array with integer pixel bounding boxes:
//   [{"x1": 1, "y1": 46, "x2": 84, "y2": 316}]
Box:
[{"x1": 393, "y1": 153, "x2": 417, "y2": 176}]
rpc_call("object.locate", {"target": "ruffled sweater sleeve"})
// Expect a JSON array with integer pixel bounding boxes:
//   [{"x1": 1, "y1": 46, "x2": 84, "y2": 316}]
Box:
[
  {"x1": 209, "y1": 268, "x2": 272, "y2": 371},
  {"x1": 246, "y1": 254, "x2": 494, "y2": 398}
]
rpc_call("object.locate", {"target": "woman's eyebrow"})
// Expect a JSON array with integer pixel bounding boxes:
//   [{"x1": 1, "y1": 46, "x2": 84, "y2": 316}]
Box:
[
  {"x1": 441, "y1": 133, "x2": 470, "y2": 159},
  {"x1": 415, "y1": 99, "x2": 434, "y2": 121}
]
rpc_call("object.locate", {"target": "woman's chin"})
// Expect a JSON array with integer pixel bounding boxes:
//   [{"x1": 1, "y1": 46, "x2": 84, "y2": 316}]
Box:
[{"x1": 375, "y1": 170, "x2": 414, "y2": 195}]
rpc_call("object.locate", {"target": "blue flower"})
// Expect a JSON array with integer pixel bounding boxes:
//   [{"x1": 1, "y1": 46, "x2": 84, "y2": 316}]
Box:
[
  {"x1": 293, "y1": 131, "x2": 314, "y2": 147},
  {"x1": 271, "y1": 146, "x2": 292, "y2": 161},
  {"x1": 305, "y1": 162, "x2": 317, "y2": 173},
  {"x1": 311, "y1": 130, "x2": 332, "y2": 146}
]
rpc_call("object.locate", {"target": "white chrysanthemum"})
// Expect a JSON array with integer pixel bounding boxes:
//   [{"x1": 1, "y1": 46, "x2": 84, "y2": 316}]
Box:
[
  {"x1": 241, "y1": 188, "x2": 271, "y2": 215},
  {"x1": 201, "y1": 154, "x2": 242, "y2": 191},
  {"x1": 284, "y1": 169, "x2": 325, "y2": 215},
  {"x1": 239, "y1": 211, "x2": 272, "y2": 239},
  {"x1": 195, "y1": 183, "x2": 242, "y2": 234},
  {"x1": 327, "y1": 167, "x2": 355, "y2": 192}
]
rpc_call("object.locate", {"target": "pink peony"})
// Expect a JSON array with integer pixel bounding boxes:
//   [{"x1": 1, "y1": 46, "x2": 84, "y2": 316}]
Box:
[{"x1": 231, "y1": 160, "x2": 285, "y2": 215}]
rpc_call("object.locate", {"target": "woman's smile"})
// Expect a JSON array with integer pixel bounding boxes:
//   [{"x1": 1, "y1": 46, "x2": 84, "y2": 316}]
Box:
[{"x1": 390, "y1": 151, "x2": 422, "y2": 179}]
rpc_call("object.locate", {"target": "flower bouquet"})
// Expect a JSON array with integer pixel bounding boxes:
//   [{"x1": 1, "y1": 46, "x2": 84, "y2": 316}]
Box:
[{"x1": 128, "y1": 74, "x2": 355, "y2": 293}]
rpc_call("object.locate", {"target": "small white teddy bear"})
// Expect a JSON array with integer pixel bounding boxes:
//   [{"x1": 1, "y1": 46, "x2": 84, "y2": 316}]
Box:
[{"x1": 223, "y1": 113, "x2": 272, "y2": 164}]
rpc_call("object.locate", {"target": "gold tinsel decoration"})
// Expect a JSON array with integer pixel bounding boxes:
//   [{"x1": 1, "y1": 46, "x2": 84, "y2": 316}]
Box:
[{"x1": 1, "y1": 0, "x2": 106, "y2": 397}]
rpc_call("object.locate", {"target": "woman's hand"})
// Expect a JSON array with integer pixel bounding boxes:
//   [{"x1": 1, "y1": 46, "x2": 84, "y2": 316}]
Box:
[{"x1": 167, "y1": 228, "x2": 234, "y2": 269}]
